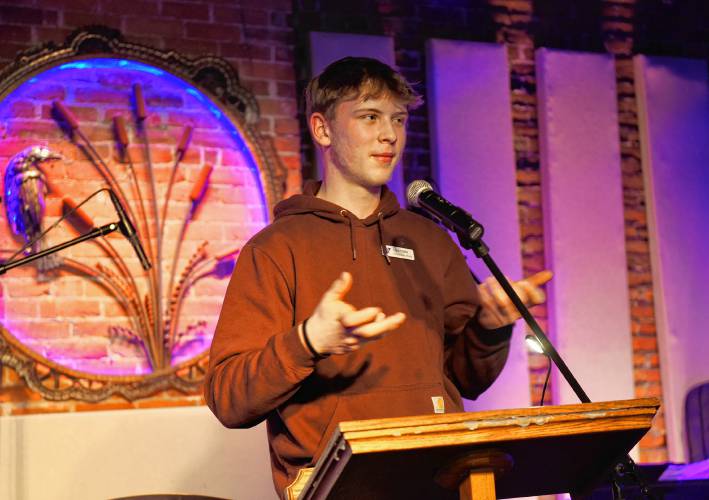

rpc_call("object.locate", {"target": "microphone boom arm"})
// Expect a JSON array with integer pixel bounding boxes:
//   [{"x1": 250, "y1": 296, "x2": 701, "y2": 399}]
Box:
[
  {"x1": 458, "y1": 233, "x2": 591, "y2": 403},
  {"x1": 0, "y1": 222, "x2": 119, "y2": 275}
]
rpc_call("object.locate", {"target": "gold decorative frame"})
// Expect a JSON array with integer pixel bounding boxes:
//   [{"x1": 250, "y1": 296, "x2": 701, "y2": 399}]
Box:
[{"x1": 0, "y1": 26, "x2": 282, "y2": 402}]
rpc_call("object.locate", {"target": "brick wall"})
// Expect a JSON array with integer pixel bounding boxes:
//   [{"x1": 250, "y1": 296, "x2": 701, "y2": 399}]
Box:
[
  {"x1": 2, "y1": 0, "x2": 704, "y2": 462},
  {"x1": 0, "y1": 0, "x2": 301, "y2": 414}
]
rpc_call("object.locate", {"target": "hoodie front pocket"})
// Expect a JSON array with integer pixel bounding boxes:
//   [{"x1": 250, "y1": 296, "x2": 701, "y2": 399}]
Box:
[{"x1": 310, "y1": 382, "x2": 448, "y2": 463}]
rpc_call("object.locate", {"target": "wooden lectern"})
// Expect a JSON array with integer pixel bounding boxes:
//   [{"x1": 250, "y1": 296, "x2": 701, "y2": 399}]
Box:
[{"x1": 286, "y1": 398, "x2": 659, "y2": 500}]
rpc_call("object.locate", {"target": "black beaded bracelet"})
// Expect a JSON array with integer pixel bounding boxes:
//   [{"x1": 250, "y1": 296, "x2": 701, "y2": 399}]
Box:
[{"x1": 302, "y1": 318, "x2": 327, "y2": 358}]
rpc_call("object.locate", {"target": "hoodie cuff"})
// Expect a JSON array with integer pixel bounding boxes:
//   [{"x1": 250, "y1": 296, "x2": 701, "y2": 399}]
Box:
[
  {"x1": 274, "y1": 324, "x2": 319, "y2": 375},
  {"x1": 468, "y1": 312, "x2": 514, "y2": 347}
]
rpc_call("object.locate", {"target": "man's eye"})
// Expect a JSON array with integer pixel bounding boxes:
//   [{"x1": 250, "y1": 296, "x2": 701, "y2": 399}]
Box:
[
  {"x1": 362, "y1": 114, "x2": 377, "y2": 121},
  {"x1": 393, "y1": 117, "x2": 406, "y2": 125}
]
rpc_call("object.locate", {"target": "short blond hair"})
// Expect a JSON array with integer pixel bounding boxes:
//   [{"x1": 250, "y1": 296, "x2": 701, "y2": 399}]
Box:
[{"x1": 305, "y1": 57, "x2": 423, "y2": 120}]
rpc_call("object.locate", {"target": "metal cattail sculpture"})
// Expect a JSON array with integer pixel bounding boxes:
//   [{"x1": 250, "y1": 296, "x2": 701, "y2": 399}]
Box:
[{"x1": 44, "y1": 89, "x2": 237, "y2": 371}]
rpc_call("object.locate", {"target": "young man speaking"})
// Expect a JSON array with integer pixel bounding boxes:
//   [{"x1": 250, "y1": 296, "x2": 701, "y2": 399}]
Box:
[{"x1": 204, "y1": 57, "x2": 549, "y2": 496}]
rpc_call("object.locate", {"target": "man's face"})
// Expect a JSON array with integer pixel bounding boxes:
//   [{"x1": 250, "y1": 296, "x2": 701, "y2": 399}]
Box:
[{"x1": 320, "y1": 90, "x2": 408, "y2": 190}]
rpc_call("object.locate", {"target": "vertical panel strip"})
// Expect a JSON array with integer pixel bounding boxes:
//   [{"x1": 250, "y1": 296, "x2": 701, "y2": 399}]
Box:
[
  {"x1": 536, "y1": 49, "x2": 634, "y2": 406},
  {"x1": 427, "y1": 39, "x2": 529, "y2": 411},
  {"x1": 635, "y1": 54, "x2": 709, "y2": 462}
]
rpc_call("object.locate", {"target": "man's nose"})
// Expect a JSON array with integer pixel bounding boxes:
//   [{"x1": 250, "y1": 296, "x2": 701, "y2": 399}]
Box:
[{"x1": 378, "y1": 121, "x2": 397, "y2": 143}]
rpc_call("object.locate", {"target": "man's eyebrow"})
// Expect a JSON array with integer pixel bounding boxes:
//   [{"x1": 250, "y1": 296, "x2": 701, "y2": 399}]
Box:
[{"x1": 352, "y1": 107, "x2": 409, "y2": 116}]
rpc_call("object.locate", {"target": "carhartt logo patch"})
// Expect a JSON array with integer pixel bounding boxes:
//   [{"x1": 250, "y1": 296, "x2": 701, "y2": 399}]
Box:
[
  {"x1": 384, "y1": 245, "x2": 415, "y2": 260},
  {"x1": 432, "y1": 396, "x2": 445, "y2": 414}
]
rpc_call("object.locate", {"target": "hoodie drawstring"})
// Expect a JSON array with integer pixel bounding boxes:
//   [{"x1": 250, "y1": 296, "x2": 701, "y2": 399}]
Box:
[
  {"x1": 341, "y1": 209, "x2": 357, "y2": 260},
  {"x1": 377, "y1": 212, "x2": 391, "y2": 265},
  {"x1": 340, "y1": 210, "x2": 390, "y2": 264}
]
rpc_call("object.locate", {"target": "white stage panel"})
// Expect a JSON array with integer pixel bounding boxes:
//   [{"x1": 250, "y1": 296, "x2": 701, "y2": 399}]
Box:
[
  {"x1": 536, "y1": 48, "x2": 634, "y2": 406},
  {"x1": 635, "y1": 54, "x2": 709, "y2": 462}
]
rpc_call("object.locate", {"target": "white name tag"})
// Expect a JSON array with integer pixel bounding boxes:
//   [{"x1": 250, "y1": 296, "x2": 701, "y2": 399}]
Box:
[
  {"x1": 384, "y1": 245, "x2": 415, "y2": 260},
  {"x1": 432, "y1": 396, "x2": 445, "y2": 414}
]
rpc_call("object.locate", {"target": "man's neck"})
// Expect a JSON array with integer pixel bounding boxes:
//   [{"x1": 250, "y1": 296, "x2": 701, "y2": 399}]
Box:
[{"x1": 316, "y1": 181, "x2": 381, "y2": 219}]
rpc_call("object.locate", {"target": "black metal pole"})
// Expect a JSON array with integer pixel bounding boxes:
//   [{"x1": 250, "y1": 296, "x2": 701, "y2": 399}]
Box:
[{"x1": 0, "y1": 223, "x2": 119, "y2": 275}]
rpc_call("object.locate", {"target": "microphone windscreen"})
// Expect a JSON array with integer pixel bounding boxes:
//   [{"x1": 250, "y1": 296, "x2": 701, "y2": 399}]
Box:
[{"x1": 406, "y1": 180, "x2": 433, "y2": 207}]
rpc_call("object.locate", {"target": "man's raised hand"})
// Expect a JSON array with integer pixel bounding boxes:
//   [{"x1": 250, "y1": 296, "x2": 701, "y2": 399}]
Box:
[
  {"x1": 303, "y1": 272, "x2": 406, "y2": 355},
  {"x1": 476, "y1": 270, "x2": 552, "y2": 330}
]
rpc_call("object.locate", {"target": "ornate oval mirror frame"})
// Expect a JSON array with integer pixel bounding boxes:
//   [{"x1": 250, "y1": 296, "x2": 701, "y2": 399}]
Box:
[{"x1": 0, "y1": 26, "x2": 282, "y2": 402}]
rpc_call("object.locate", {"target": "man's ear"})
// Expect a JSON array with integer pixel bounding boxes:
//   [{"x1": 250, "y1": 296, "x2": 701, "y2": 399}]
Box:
[{"x1": 309, "y1": 112, "x2": 332, "y2": 147}]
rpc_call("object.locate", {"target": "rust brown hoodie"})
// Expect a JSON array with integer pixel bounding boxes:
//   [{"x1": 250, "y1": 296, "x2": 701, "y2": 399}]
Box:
[{"x1": 204, "y1": 182, "x2": 511, "y2": 495}]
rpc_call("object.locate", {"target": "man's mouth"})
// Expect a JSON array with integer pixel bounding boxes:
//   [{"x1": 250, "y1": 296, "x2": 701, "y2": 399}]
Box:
[{"x1": 371, "y1": 153, "x2": 395, "y2": 164}]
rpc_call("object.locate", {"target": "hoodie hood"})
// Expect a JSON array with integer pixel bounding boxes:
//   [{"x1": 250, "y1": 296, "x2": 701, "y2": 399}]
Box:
[
  {"x1": 273, "y1": 180, "x2": 400, "y2": 263},
  {"x1": 273, "y1": 180, "x2": 400, "y2": 225}
]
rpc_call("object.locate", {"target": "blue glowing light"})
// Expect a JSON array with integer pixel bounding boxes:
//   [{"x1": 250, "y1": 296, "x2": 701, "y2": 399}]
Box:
[{"x1": 6, "y1": 56, "x2": 269, "y2": 217}]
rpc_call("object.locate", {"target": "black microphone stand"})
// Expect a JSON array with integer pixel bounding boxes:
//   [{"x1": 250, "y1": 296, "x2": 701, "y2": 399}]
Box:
[
  {"x1": 455, "y1": 227, "x2": 655, "y2": 500},
  {"x1": 0, "y1": 222, "x2": 119, "y2": 275}
]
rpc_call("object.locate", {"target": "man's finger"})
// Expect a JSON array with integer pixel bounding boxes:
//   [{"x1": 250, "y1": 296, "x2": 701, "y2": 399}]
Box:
[
  {"x1": 323, "y1": 271, "x2": 353, "y2": 301},
  {"x1": 341, "y1": 307, "x2": 382, "y2": 328},
  {"x1": 492, "y1": 282, "x2": 519, "y2": 320},
  {"x1": 518, "y1": 280, "x2": 546, "y2": 305},
  {"x1": 349, "y1": 312, "x2": 406, "y2": 339},
  {"x1": 526, "y1": 270, "x2": 553, "y2": 287}
]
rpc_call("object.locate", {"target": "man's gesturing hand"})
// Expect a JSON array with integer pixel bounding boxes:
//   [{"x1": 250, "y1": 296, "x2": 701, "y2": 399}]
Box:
[
  {"x1": 476, "y1": 270, "x2": 553, "y2": 330},
  {"x1": 303, "y1": 272, "x2": 406, "y2": 356}
]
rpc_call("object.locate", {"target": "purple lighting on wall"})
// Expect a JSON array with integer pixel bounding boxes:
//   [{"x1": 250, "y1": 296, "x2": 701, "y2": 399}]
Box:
[{"x1": 0, "y1": 57, "x2": 268, "y2": 376}]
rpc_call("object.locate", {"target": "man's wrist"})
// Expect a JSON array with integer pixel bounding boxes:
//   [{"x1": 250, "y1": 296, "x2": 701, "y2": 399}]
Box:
[{"x1": 300, "y1": 318, "x2": 329, "y2": 359}]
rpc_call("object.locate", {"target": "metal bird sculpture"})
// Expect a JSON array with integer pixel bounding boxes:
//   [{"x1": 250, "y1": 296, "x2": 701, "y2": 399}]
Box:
[{"x1": 3, "y1": 146, "x2": 63, "y2": 277}]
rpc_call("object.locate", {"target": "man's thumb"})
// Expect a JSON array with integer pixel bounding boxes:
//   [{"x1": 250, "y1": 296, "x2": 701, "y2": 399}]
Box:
[{"x1": 324, "y1": 271, "x2": 352, "y2": 300}]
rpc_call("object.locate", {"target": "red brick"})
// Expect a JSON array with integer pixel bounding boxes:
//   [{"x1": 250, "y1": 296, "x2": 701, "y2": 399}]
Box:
[
  {"x1": 122, "y1": 17, "x2": 184, "y2": 38},
  {"x1": 634, "y1": 368, "x2": 661, "y2": 383},
  {"x1": 0, "y1": 23, "x2": 32, "y2": 41},
  {"x1": 241, "y1": 78, "x2": 270, "y2": 96},
  {"x1": 9, "y1": 100, "x2": 37, "y2": 118},
  {"x1": 243, "y1": 27, "x2": 291, "y2": 44},
  {"x1": 0, "y1": 385, "x2": 44, "y2": 403},
  {"x1": 75, "y1": 88, "x2": 130, "y2": 105},
  {"x1": 239, "y1": 60, "x2": 293, "y2": 80},
  {"x1": 212, "y1": 5, "x2": 243, "y2": 23},
  {"x1": 62, "y1": 11, "x2": 118, "y2": 26},
  {"x1": 257, "y1": 97, "x2": 296, "y2": 117},
  {"x1": 162, "y1": 1, "x2": 210, "y2": 20},
  {"x1": 0, "y1": 42, "x2": 31, "y2": 61},
  {"x1": 162, "y1": 38, "x2": 219, "y2": 56},
  {"x1": 76, "y1": 400, "x2": 134, "y2": 412},
  {"x1": 11, "y1": 406, "x2": 72, "y2": 415},
  {"x1": 40, "y1": 0, "x2": 96, "y2": 9},
  {"x1": 34, "y1": 26, "x2": 74, "y2": 43},
  {"x1": 219, "y1": 42, "x2": 271, "y2": 60},
  {"x1": 0, "y1": 6, "x2": 44, "y2": 24},
  {"x1": 105, "y1": 0, "x2": 160, "y2": 15},
  {"x1": 242, "y1": 8, "x2": 268, "y2": 26},
  {"x1": 184, "y1": 22, "x2": 241, "y2": 41},
  {"x1": 40, "y1": 298, "x2": 102, "y2": 318},
  {"x1": 635, "y1": 384, "x2": 662, "y2": 398},
  {"x1": 273, "y1": 135, "x2": 299, "y2": 153}
]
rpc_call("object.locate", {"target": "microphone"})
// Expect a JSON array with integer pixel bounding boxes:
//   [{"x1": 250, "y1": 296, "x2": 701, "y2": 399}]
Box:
[
  {"x1": 406, "y1": 180, "x2": 484, "y2": 242},
  {"x1": 108, "y1": 190, "x2": 152, "y2": 270}
]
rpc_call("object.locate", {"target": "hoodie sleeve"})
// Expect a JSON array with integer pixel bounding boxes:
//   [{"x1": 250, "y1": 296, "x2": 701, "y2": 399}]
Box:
[
  {"x1": 441, "y1": 243, "x2": 512, "y2": 400},
  {"x1": 204, "y1": 242, "x2": 317, "y2": 428}
]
